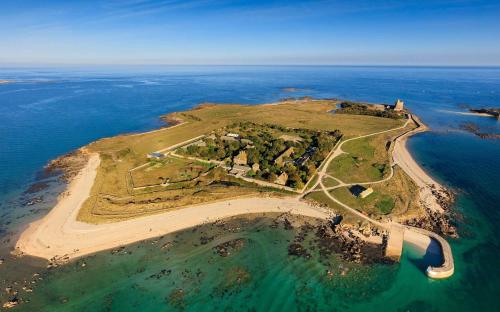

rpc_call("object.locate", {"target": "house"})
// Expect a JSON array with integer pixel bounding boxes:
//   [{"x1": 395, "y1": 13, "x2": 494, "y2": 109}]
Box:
[
  {"x1": 221, "y1": 136, "x2": 237, "y2": 142},
  {"x1": 274, "y1": 172, "x2": 288, "y2": 186},
  {"x1": 241, "y1": 138, "x2": 254, "y2": 145},
  {"x1": 394, "y1": 99, "x2": 404, "y2": 111},
  {"x1": 229, "y1": 164, "x2": 251, "y2": 176},
  {"x1": 251, "y1": 163, "x2": 260, "y2": 172},
  {"x1": 274, "y1": 147, "x2": 294, "y2": 166},
  {"x1": 349, "y1": 185, "x2": 374, "y2": 198},
  {"x1": 226, "y1": 133, "x2": 240, "y2": 138},
  {"x1": 359, "y1": 187, "x2": 374, "y2": 198},
  {"x1": 294, "y1": 147, "x2": 317, "y2": 166},
  {"x1": 233, "y1": 150, "x2": 248, "y2": 165},
  {"x1": 147, "y1": 152, "x2": 165, "y2": 160}
]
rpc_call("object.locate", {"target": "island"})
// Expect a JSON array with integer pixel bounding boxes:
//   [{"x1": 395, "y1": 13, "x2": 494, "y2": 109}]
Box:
[
  {"x1": 0, "y1": 80, "x2": 12, "y2": 84},
  {"x1": 469, "y1": 107, "x2": 500, "y2": 119},
  {"x1": 15, "y1": 98, "x2": 455, "y2": 279}
]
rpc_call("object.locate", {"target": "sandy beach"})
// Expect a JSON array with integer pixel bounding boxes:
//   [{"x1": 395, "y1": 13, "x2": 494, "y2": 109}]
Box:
[
  {"x1": 393, "y1": 116, "x2": 446, "y2": 213},
  {"x1": 15, "y1": 154, "x2": 332, "y2": 260},
  {"x1": 403, "y1": 229, "x2": 440, "y2": 254},
  {"x1": 437, "y1": 109, "x2": 494, "y2": 117}
]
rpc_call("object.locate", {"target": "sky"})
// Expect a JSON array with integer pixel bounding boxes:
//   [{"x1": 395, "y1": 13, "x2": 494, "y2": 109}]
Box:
[{"x1": 0, "y1": 0, "x2": 499, "y2": 66}]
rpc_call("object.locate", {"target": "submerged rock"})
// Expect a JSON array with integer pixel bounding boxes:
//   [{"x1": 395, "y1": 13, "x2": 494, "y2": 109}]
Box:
[
  {"x1": 287, "y1": 243, "x2": 312, "y2": 259},
  {"x1": 213, "y1": 238, "x2": 246, "y2": 257}
]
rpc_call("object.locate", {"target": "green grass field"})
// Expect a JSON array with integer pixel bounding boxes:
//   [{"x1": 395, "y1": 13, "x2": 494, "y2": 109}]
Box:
[
  {"x1": 131, "y1": 157, "x2": 214, "y2": 188},
  {"x1": 326, "y1": 122, "x2": 414, "y2": 183},
  {"x1": 78, "y1": 100, "x2": 408, "y2": 223},
  {"x1": 326, "y1": 167, "x2": 422, "y2": 218}
]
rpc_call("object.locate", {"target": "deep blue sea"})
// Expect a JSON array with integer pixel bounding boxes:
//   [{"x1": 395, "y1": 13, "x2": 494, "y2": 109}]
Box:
[{"x1": 0, "y1": 66, "x2": 499, "y2": 311}]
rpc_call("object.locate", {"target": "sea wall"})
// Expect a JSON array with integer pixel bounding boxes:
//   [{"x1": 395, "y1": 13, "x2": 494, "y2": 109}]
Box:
[{"x1": 405, "y1": 226, "x2": 454, "y2": 279}]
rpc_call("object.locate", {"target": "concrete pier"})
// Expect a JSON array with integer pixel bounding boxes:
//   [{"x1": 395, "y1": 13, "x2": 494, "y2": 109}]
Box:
[
  {"x1": 405, "y1": 226, "x2": 455, "y2": 279},
  {"x1": 383, "y1": 224, "x2": 454, "y2": 279},
  {"x1": 385, "y1": 224, "x2": 404, "y2": 261}
]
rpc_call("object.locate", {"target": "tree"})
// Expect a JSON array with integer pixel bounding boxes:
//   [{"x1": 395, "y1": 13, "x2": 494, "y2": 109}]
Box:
[
  {"x1": 186, "y1": 145, "x2": 200, "y2": 155},
  {"x1": 247, "y1": 148, "x2": 260, "y2": 165},
  {"x1": 288, "y1": 173, "x2": 304, "y2": 189}
]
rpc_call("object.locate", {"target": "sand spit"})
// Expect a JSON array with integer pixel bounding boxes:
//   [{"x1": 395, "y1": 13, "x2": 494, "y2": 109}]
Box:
[{"x1": 15, "y1": 154, "x2": 332, "y2": 261}]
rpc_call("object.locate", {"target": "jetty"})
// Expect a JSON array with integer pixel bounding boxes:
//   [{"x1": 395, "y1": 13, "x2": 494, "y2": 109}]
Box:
[
  {"x1": 385, "y1": 224, "x2": 404, "y2": 261},
  {"x1": 405, "y1": 226, "x2": 455, "y2": 279},
  {"x1": 306, "y1": 109, "x2": 455, "y2": 279}
]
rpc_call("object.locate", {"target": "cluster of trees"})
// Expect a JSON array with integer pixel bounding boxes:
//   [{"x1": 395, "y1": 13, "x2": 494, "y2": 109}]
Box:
[
  {"x1": 179, "y1": 122, "x2": 342, "y2": 188},
  {"x1": 336, "y1": 101, "x2": 403, "y2": 119},
  {"x1": 182, "y1": 138, "x2": 237, "y2": 160}
]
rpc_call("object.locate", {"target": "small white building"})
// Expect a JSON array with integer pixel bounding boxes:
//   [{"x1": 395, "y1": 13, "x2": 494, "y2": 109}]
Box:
[
  {"x1": 226, "y1": 133, "x2": 240, "y2": 138},
  {"x1": 147, "y1": 152, "x2": 165, "y2": 160}
]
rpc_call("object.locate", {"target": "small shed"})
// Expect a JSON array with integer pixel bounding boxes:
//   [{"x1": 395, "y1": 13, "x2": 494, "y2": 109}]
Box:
[
  {"x1": 360, "y1": 188, "x2": 374, "y2": 198},
  {"x1": 349, "y1": 185, "x2": 374, "y2": 198}
]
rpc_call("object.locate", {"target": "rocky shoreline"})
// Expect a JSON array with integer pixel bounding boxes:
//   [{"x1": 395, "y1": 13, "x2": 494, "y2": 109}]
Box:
[
  {"x1": 269, "y1": 214, "x2": 389, "y2": 265},
  {"x1": 459, "y1": 122, "x2": 500, "y2": 140},
  {"x1": 44, "y1": 149, "x2": 90, "y2": 183},
  {"x1": 469, "y1": 108, "x2": 500, "y2": 119},
  {"x1": 2, "y1": 212, "x2": 395, "y2": 309},
  {"x1": 404, "y1": 185, "x2": 458, "y2": 238}
]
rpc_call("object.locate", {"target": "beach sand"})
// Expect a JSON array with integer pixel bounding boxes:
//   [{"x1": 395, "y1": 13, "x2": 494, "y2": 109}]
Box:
[
  {"x1": 393, "y1": 116, "x2": 446, "y2": 213},
  {"x1": 403, "y1": 229, "x2": 441, "y2": 255},
  {"x1": 15, "y1": 154, "x2": 332, "y2": 260}
]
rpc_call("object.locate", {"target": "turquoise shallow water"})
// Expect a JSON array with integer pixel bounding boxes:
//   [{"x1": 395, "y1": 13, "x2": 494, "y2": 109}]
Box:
[{"x1": 0, "y1": 66, "x2": 499, "y2": 311}]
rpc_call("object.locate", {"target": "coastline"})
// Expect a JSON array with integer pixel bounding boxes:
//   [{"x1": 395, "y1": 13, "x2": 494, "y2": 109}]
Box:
[
  {"x1": 15, "y1": 110, "x2": 450, "y2": 263},
  {"x1": 15, "y1": 152, "x2": 332, "y2": 260},
  {"x1": 393, "y1": 115, "x2": 449, "y2": 213}
]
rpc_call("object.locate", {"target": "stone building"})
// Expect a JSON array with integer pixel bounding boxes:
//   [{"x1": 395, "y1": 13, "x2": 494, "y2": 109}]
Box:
[
  {"x1": 251, "y1": 163, "x2": 260, "y2": 172},
  {"x1": 274, "y1": 172, "x2": 288, "y2": 186},
  {"x1": 394, "y1": 99, "x2": 404, "y2": 111},
  {"x1": 233, "y1": 150, "x2": 247, "y2": 166},
  {"x1": 349, "y1": 185, "x2": 374, "y2": 198},
  {"x1": 359, "y1": 187, "x2": 374, "y2": 198},
  {"x1": 274, "y1": 147, "x2": 294, "y2": 166}
]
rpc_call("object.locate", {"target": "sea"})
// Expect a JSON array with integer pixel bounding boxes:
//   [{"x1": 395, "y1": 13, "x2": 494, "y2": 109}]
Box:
[{"x1": 0, "y1": 66, "x2": 499, "y2": 311}]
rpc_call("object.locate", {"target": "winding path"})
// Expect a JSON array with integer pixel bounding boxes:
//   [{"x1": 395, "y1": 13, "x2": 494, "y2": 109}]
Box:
[{"x1": 302, "y1": 114, "x2": 454, "y2": 279}]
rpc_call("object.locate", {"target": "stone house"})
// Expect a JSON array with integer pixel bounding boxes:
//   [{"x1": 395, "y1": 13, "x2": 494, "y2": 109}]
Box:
[
  {"x1": 233, "y1": 150, "x2": 248, "y2": 166},
  {"x1": 274, "y1": 172, "x2": 288, "y2": 186},
  {"x1": 274, "y1": 147, "x2": 294, "y2": 166},
  {"x1": 251, "y1": 163, "x2": 260, "y2": 172}
]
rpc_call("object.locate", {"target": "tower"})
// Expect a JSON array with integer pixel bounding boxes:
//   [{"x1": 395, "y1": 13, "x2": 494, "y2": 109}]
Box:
[{"x1": 394, "y1": 99, "x2": 404, "y2": 111}]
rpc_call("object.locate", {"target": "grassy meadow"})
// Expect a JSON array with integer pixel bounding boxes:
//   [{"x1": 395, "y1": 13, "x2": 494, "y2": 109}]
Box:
[{"x1": 78, "y1": 100, "x2": 408, "y2": 223}]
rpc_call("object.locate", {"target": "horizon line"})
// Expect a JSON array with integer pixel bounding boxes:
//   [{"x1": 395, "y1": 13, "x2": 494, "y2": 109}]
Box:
[{"x1": 1, "y1": 63, "x2": 500, "y2": 69}]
